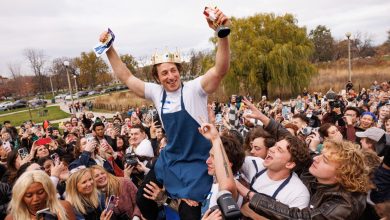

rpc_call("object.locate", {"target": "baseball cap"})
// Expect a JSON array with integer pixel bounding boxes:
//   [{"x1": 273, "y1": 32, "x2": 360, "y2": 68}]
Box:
[{"x1": 356, "y1": 127, "x2": 385, "y2": 142}]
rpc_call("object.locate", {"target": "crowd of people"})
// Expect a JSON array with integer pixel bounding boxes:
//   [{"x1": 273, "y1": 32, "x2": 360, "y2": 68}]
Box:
[
  {"x1": 1, "y1": 80, "x2": 389, "y2": 220},
  {"x1": 1, "y1": 7, "x2": 390, "y2": 220}
]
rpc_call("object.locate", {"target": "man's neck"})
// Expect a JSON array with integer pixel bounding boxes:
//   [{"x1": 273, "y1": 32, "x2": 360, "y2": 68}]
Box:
[{"x1": 266, "y1": 168, "x2": 291, "y2": 181}]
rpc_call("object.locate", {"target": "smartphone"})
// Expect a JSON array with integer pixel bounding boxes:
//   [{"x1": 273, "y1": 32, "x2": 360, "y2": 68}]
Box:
[
  {"x1": 50, "y1": 153, "x2": 60, "y2": 165},
  {"x1": 85, "y1": 133, "x2": 95, "y2": 143},
  {"x1": 18, "y1": 147, "x2": 29, "y2": 160},
  {"x1": 105, "y1": 195, "x2": 117, "y2": 212},
  {"x1": 36, "y1": 208, "x2": 57, "y2": 220}
]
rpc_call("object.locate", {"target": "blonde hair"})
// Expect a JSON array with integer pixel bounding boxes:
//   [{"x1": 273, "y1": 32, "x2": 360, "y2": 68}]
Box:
[
  {"x1": 91, "y1": 165, "x2": 121, "y2": 196},
  {"x1": 8, "y1": 170, "x2": 68, "y2": 220},
  {"x1": 323, "y1": 140, "x2": 370, "y2": 193},
  {"x1": 65, "y1": 168, "x2": 100, "y2": 215}
]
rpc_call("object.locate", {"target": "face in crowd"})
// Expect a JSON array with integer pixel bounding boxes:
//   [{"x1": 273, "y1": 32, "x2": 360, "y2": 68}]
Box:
[
  {"x1": 325, "y1": 125, "x2": 343, "y2": 141},
  {"x1": 263, "y1": 139, "x2": 295, "y2": 171},
  {"x1": 94, "y1": 125, "x2": 105, "y2": 138},
  {"x1": 156, "y1": 62, "x2": 181, "y2": 92},
  {"x1": 92, "y1": 167, "x2": 108, "y2": 189},
  {"x1": 129, "y1": 128, "x2": 145, "y2": 147},
  {"x1": 36, "y1": 145, "x2": 50, "y2": 158},
  {"x1": 77, "y1": 170, "x2": 95, "y2": 195},
  {"x1": 360, "y1": 115, "x2": 374, "y2": 129},
  {"x1": 156, "y1": 128, "x2": 164, "y2": 141},
  {"x1": 250, "y1": 137, "x2": 268, "y2": 159},
  {"x1": 23, "y1": 182, "x2": 48, "y2": 214},
  {"x1": 344, "y1": 109, "x2": 358, "y2": 124}
]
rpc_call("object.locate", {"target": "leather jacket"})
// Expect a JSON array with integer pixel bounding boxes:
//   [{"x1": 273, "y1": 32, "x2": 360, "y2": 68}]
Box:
[
  {"x1": 249, "y1": 171, "x2": 366, "y2": 219},
  {"x1": 247, "y1": 118, "x2": 367, "y2": 219}
]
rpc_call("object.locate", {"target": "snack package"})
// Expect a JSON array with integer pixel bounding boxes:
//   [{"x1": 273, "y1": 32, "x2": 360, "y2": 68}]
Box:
[{"x1": 93, "y1": 28, "x2": 115, "y2": 57}]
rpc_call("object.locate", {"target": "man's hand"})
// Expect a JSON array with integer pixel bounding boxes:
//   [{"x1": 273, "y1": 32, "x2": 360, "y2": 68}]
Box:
[
  {"x1": 198, "y1": 122, "x2": 219, "y2": 141},
  {"x1": 99, "y1": 31, "x2": 110, "y2": 43},
  {"x1": 143, "y1": 181, "x2": 164, "y2": 201},
  {"x1": 205, "y1": 8, "x2": 230, "y2": 31},
  {"x1": 242, "y1": 97, "x2": 263, "y2": 120}
]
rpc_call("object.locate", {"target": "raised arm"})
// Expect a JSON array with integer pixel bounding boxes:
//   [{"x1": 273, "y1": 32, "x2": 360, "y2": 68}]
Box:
[
  {"x1": 199, "y1": 123, "x2": 238, "y2": 200},
  {"x1": 201, "y1": 8, "x2": 231, "y2": 94},
  {"x1": 101, "y1": 32, "x2": 145, "y2": 98}
]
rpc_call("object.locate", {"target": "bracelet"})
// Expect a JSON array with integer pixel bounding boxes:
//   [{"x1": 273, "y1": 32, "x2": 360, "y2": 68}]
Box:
[{"x1": 246, "y1": 190, "x2": 252, "y2": 200}]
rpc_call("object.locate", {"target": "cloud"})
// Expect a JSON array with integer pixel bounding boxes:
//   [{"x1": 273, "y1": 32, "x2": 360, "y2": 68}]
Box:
[{"x1": 1, "y1": 0, "x2": 389, "y2": 76}]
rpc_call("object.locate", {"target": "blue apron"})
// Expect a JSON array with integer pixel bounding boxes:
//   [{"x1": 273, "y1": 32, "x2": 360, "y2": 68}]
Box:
[{"x1": 154, "y1": 85, "x2": 212, "y2": 202}]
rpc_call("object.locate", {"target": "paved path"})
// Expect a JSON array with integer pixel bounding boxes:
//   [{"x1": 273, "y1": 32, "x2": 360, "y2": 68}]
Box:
[
  {"x1": 1, "y1": 99, "x2": 116, "y2": 124},
  {"x1": 50, "y1": 100, "x2": 116, "y2": 123}
]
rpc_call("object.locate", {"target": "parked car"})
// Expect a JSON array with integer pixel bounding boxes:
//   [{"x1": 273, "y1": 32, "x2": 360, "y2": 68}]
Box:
[
  {"x1": 88, "y1": 90, "x2": 100, "y2": 96},
  {"x1": 54, "y1": 94, "x2": 67, "y2": 99},
  {"x1": 0, "y1": 101, "x2": 13, "y2": 111},
  {"x1": 29, "y1": 99, "x2": 47, "y2": 107},
  {"x1": 65, "y1": 94, "x2": 78, "y2": 100},
  {"x1": 9, "y1": 100, "x2": 28, "y2": 109},
  {"x1": 77, "y1": 91, "x2": 89, "y2": 97}
]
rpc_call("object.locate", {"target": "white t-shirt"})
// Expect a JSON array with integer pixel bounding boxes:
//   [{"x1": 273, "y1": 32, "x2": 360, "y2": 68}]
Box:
[
  {"x1": 126, "y1": 139, "x2": 154, "y2": 158},
  {"x1": 241, "y1": 156, "x2": 310, "y2": 209},
  {"x1": 208, "y1": 183, "x2": 243, "y2": 210},
  {"x1": 144, "y1": 76, "x2": 208, "y2": 126}
]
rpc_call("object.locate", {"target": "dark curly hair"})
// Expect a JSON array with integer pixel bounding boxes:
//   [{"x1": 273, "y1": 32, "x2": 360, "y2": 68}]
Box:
[
  {"x1": 220, "y1": 134, "x2": 245, "y2": 175},
  {"x1": 284, "y1": 135, "x2": 310, "y2": 171},
  {"x1": 243, "y1": 127, "x2": 276, "y2": 152}
]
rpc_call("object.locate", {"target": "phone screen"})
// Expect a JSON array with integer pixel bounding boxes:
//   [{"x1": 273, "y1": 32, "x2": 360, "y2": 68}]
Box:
[{"x1": 105, "y1": 195, "x2": 117, "y2": 212}]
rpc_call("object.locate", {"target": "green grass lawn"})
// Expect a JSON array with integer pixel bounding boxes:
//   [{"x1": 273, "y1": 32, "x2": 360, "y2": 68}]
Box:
[
  {"x1": 0, "y1": 106, "x2": 70, "y2": 126},
  {"x1": 0, "y1": 107, "x2": 29, "y2": 115}
]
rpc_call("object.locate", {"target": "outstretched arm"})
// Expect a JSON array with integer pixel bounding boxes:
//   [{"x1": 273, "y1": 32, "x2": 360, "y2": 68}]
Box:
[
  {"x1": 101, "y1": 32, "x2": 145, "y2": 98},
  {"x1": 199, "y1": 123, "x2": 237, "y2": 200},
  {"x1": 201, "y1": 8, "x2": 230, "y2": 94}
]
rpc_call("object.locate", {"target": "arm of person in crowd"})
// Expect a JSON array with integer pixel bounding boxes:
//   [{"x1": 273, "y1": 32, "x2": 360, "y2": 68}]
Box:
[
  {"x1": 143, "y1": 181, "x2": 169, "y2": 206},
  {"x1": 243, "y1": 97, "x2": 290, "y2": 140},
  {"x1": 248, "y1": 192, "x2": 355, "y2": 220},
  {"x1": 207, "y1": 104, "x2": 216, "y2": 125},
  {"x1": 102, "y1": 33, "x2": 145, "y2": 98},
  {"x1": 201, "y1": 8, "x2": 230, "y2": 94},
  {"x1": 199, "y1": 122, "x2": 238, "y2": 200}
]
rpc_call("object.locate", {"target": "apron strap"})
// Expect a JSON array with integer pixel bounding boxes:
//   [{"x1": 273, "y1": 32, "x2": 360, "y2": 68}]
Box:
[
  {"x1": 250, "y1": 168, "x2": 293, "y2": 199},
  {"x1": 249, "y1": 168, "x2": 267, "y2": 193},
  {"x1": 271, "y1": 173, "x2": 293, "y2": 199},
  {"x1": 252, "y1": 160, "x2": 259, "y2": 173},
  {"x1": 160, "y1": 84, "x2": 185, "y2": 116}
]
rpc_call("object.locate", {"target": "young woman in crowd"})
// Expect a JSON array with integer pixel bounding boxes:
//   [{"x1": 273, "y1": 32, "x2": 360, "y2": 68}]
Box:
[
  {"x1": 5, "y1": 170, "x2": 76, "y2": 220},
  {"x1": 66, "y1": 167, "x2": 112, "y2": 220},
  {"x1": 91, "y1": 165, "x2": 142, "y2": 219}
]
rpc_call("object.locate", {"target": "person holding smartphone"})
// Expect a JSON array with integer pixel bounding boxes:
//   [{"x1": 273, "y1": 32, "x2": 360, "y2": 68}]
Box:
[
  {"x1": 5, "y1": 170, "x2": 76, "y2": 220},
  {"x1": 91, "y1": 165, "x2": 142, "y2": 220},
  {"x1": 65, "y1": 167, "x2": 112, "y2": 220}
]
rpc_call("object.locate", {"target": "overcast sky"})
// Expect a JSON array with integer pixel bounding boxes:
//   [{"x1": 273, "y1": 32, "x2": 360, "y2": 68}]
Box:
[{"x1": 1, "y1": 0, "x2": 389, "y2": 77}]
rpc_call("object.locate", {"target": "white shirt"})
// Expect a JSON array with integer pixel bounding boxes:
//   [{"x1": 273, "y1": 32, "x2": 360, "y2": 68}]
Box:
[
  {"x1": 126, "y1": 139, "x2": 154, "y2": 158},
  {"x1": 241, "y1": 156, "x2": 310, "y2": 209},
  {"x1": 144, "y1": 76, "x2": 208, "y2": 126}
]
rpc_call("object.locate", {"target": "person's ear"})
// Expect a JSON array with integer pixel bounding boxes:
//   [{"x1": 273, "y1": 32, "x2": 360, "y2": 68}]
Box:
[{"x1": 285, "y1": 161, "x2": 296, "y2": 170}]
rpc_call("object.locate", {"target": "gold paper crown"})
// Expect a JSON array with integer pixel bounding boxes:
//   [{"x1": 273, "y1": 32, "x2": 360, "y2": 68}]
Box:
[{"x1": 151, "y1": 49, "x2": 182, "y2": 65}]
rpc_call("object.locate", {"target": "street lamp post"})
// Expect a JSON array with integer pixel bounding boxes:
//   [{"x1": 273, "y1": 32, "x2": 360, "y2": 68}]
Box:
[
  {"x1": 346, "y1": 32, "x2": 352, "y2": 82},
  {"x1": 49, "y1": 75, "x2": 55, "y2": 102},
  {"x1": 73, "y1": 75, "x2": 79, "y2": 102},
  {"x1": 63, "y1": 61, "x2": 74, "y2": 111}
]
